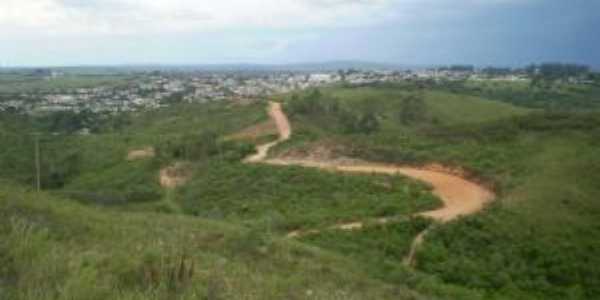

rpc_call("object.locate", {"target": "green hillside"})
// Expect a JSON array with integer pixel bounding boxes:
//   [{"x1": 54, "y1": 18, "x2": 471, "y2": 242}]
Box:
[
  {"x1": 1, "y1": 182, "x2": 423, "y2": 299},
  {"x1": 2, "y1": 81, "x2": 600, "y2": 299},
  {"x1": 277, "y1": 84, "x2": 600, "y2": 299},
  {"x1": 324, "y1": 86, "x2": 529, "y2": 125}
]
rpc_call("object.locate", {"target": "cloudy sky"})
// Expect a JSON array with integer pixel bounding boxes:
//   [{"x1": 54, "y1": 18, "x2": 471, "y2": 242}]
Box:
[{"x1": 1, "y1": 0, "x2": 599, "y2": 67}]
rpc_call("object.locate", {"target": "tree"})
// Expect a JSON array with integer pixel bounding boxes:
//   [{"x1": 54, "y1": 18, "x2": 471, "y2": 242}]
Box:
[
  {"x1": 528, "y1": 63, "x2": 590, "y2": 86},
  {"x1": 339, "y1": 109, "x2": 379, "y2": 134},
  {"x1": 288, "y1": 89, "x2": 340, "y2": 116},
  {"x1": 358, "y1": 112, "x2": 379, "y2": 134},
  {"x1": 399, "y1": 94, "x2": 427, "y2": 125}
]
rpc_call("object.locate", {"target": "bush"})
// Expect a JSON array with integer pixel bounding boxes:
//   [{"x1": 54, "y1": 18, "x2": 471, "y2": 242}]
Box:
[
  {"x1": 398, "y1": 94, "x2": 427, "y2": 125},
  {"x1": 155, "y1": 131, "x2": 254, "y2": 163},
  {"x1": 64, "y1": 160, "x2": 163, "y2": 205},
  {"x1": 339, "y1": 109, "x2": 380, "y2": 134},
  {"x1": 287, "y1": 89, "x2": 339, "y2": 116}
]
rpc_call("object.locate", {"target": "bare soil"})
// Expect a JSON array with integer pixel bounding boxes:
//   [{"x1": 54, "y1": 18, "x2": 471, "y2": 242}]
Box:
[
  {"x1": 243, "y1": 102, "x2": 290, "y2": 163},
  {"x1": 244, "y1": 101, "x2": 495, "y2": 266},
  {"x1": 127, "y1": 147, "x2": 155, "y2": 161},
  {"x1": 159, "y1": 162, "x2": 192, "y2": 189}
]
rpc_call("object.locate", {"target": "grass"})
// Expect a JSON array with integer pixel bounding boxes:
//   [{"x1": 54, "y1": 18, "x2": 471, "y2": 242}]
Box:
[
  {"x1": 177, "y1": 161, "x2": 440, "y2": 231},
  {"x1": 0, "y1": 100, "x2": 268, "y2": 204},
  {"x1": 323, "y1": 86, "x2": 529, "y2": 126},
  {"x1": 301, "y1": 218, "x2": 430, "y2": 280},
  {"x1": 454, "y1": 79, "x2": 600, "y2": 111},
  {"x1": 64, "y1": 159, "x2": 164, "y2": 205},
  {"x1": 121, "y1": 101, "x2": 269, "y2": 144},
  {"x1": 2, "y1": 80, "x2": 600, "y2": 299},
  {"x1": 422, "y1": 91, "x2": 529, "y2": 125},
  {"x1": 0, "y1": 181, "x2": 429, "y2": 299},
  {"x1": 416, "y1": 136, "x2": 600, "y2": 299},
  {"x1": 277, "y1": 84, "x2": 600, "y2": 299}
]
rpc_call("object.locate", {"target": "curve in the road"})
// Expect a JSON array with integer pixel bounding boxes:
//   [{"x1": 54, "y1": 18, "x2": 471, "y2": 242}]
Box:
[{"x1": 245, "y1": 101, "x2": 495, "y2": 266}]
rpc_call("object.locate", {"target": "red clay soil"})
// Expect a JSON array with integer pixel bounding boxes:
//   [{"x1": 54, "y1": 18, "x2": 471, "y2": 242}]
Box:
[{"x1": 244, "y1": 101, "x2": 496, "y2": 265}]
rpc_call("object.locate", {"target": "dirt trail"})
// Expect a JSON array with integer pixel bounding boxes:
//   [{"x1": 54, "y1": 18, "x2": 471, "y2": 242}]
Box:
[
  {"x1": 246, "y1": 101, "x2": 495, "y2": 266},
  {"x1": 243, "y1": 102, "x2": 291, "y2": 163},
  {"x1": 264, "y1": 158, "x2": 494, "y2": 224},
  {"x1": 403, "y1": 229, "x2": 429, "y2": 267}
]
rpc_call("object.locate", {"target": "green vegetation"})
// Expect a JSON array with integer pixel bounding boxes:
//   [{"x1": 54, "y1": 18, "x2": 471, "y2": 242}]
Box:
[
  {"x1": 65, "y1": 159, "x2": 164, "y2": 205},
  {"x1": 279, "y1": 83, "x2": 600, "y2": 299},
  {"x1": 178, "y1": 161, "x2": 439, "y2": 230},
  {"x1": 526, "y1": 63, "x2": 591, "y2": 84},
  {"x1": 417, "y1": 137, "x2": 600, "y2": 299},
  {"x1": 1, "y1": 182, "x2": 424, "y2": 299},
  {"x1": 2, "y1": 78, "x2": 600, "y2": 299},
  {"x1": 450, "y1": 79, "x2": 600, "y2": 111},
  {"x1": 320, "y1": 85, "x2": 528, "y2": 125},
  {"x1": 0, "y1": 101, "x2": 266, "y2": 204},
  {"x1": 302, "y1": 217, "x2": 430, "y2": 280}
]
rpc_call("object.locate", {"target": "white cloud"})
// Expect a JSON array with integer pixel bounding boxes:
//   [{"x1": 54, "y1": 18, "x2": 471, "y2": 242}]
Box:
[
  {"x1": 0, "y1": 0, "x2": 397, "y2": 37},
  {"x1": 0, "y1": 0, "x2": 541, "y2": 38}
]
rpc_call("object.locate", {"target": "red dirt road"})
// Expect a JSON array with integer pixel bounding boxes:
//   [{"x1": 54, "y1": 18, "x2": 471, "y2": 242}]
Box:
[
  {"x1": 248, "y1": 102, "x2": 494, "y2": 225},
  {"x1": 246, "y1": 101, "x2": 496, "y2": 265}
]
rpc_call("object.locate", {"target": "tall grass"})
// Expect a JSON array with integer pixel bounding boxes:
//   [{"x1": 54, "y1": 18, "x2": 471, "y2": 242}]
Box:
[{"x1": 0, "y1": 184, "x2": 424, "y2": 299}]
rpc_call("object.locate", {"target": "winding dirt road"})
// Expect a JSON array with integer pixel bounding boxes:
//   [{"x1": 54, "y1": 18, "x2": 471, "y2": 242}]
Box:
[
  {"x1": 244, "y1": 102, "x2": 291, "y2": 163},
  {"x1": 245, "y1": 101, "x2": 495, "y2": 265}
]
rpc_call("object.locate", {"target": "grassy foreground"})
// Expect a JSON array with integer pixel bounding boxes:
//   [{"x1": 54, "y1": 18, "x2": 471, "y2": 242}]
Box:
[{"x1": 1, "y1": 181, "x2": 425, "y2": 299}]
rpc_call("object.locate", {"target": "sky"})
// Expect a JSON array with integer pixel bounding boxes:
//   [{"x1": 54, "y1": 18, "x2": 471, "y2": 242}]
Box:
[{"x1": 1, "y1": 0, "x2": 599, "y2": 67}]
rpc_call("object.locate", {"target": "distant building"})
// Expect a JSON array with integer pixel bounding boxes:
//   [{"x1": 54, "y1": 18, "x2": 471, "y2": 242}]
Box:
[{"x1": 309, "y1": 73, "x2": 334, "y2": 83}]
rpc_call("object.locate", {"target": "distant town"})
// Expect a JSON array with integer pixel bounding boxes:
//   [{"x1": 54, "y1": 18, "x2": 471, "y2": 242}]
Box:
[{"x1": 0, "y1": 63, "x2": 595, "y2": 115}]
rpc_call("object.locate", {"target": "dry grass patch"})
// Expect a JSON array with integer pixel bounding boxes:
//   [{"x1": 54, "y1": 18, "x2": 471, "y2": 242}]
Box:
[
  {"x1": 160, "y1": 162, "x2": 193, "y2": 188},
  {"x1": 127, "y1": 147, "x2": 156, "y2": 161}
]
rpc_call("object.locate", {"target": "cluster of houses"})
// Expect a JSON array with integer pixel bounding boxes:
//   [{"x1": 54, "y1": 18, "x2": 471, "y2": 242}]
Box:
[
  {"x1": 0, "y1": 67, "x2": 595, "y2": 114},
  {"x1": 0, "y1": 72, "x2": 346, "y2": 114}
]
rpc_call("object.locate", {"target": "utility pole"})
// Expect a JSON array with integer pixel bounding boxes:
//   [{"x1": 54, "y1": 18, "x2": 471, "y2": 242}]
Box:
[{"x1": 35, "y1": 134, "x2": 41, "y2": 192}]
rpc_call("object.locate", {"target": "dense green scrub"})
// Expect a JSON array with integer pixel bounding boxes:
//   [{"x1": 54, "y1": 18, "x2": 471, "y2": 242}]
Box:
[
  {"x1": 177, "y1": 161, "x2": 440, "y2": 231},
  {"x1": 301, "y1": 218, "x2": 430, "y2": 280},
  {"x1": 2, "y1": 81, "x2": 600, "y2": 299},
  {"x1": 1, "y1": 182, "x2": 430, "y2": 299},
  {"x1": 417, "y1": 136, "x2": 600, "y2": 299},
  {"x1": 0, "y1": 102, "x2": 265, "y2": 205},
  {"x1": 280, "y1": 84, "x2": 600, "y2": 299}
]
